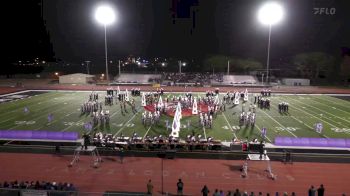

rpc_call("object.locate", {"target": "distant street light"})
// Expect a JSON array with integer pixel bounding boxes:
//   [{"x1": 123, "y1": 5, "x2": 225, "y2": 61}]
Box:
[
  {"x1": 258, "y1": 1, "x2": 284, "y2": 85},
  {"x1": 95, "y1": 4, "x2": 117, "y2": 84}
]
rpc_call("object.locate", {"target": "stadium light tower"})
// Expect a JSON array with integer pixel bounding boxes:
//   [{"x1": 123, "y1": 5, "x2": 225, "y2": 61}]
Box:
[
  {"x1": 95, "y1": 4, "x2": 116, "y2": 84},
  {"x1": 258, "y1": 2, "x2": 284, "y2": 85}
]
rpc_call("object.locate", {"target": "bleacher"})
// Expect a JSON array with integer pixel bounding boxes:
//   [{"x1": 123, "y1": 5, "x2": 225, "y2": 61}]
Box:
[
  {"x1": 114, "y1": 74, "x2": 161, "y2": 84},
  {"x1": 212, "y1": 75, "x2": 258, "y2": 85}
]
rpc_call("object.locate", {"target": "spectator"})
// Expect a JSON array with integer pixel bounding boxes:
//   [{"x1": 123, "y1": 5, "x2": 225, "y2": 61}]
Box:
[
  {"x1": 308, "y1": 185, "x2": 316, "y2": 196},
  {"x1": 213, "y1": 189, "x2": 220, "y2": 196},
  {"x1": 177, "y1": 179, "x2": 184, "y2": 195},
  {"x1": 242, "y1": 191, "x2": 248, "y2": 196},
  {"x1": 220, "y1": 190, "x2": 224, "y2": 196},
  {"x1": 201, "y1": 185, "x2": 210, "y2": 196},
  {"x1": 291, "y1": 192, "x2": 296, "y2": 196},
  {"x1": 317, "y1": 184, "x2": 324, "y2": 196},
  {"x1": 0, "y1": 180, "x2": 76, "y2": 192},
  {"x1": 283, "y1": 192, "x2": 288, "y2": 196},
  {"x1": 147, "y1": 179, "x2": 153, "y2": 195},
  {"x1": 250, "y1": 192, "x2": 255, "y2": 196},
  {"x1": 234, "y1": 189, "x2": 241, "y2": 196}
]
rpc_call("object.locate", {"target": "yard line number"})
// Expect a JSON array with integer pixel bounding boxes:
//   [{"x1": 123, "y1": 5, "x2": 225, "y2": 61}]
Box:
[{"x1": 15, "y1": 121, "x2": 36, "y2": 125}]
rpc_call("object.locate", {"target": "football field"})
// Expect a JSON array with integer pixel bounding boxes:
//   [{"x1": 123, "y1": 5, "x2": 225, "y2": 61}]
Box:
[{"x1": 1, "y1": 90, "x2": 350, "y2": 142}]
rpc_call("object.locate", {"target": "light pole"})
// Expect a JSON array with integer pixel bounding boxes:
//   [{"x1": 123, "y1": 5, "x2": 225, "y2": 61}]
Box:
[
  {"x1": 118, "y1": 60, "x2": 121, "y2": 76},
  {"x1": 227, "y1": 60, "x2": 230, "y2": 75},
  {"x1": 85, "y1": 60, "x2": 91, "y2": 74},
  {"x1": 178, "y1": 61, "x2": 181, "y2": 74},
  {"x1": 178, "y1": 61, "x2": 186, "y2": 74},
  {"x1": 258, "y1": 2, "x2": 284, "y2": 85},
  {"x1": 95, "y1": 5, "x2": 116, "y2": 84}
]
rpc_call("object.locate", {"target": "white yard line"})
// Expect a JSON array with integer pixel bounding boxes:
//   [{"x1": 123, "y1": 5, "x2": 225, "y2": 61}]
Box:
[
  {"x1": 60, "y1": 105, "x2": 124, "y2": 132},
  {"x1": 247, "y1": 99, "x2": 297, "y2": 138},
  {"x1": 254, "y1": 123, "x2": 272, "y2": 142},
  {"x1": 34, "y1": 110, "x2": 78, "y2": 131},
  {"x1": 8, "y1": 98, "x2": 77, "y2": 130},
  {"x1": 316, "y1": 96, "x2": 350, "y2": 110},
  {"x1": 203, "y1": 127, "x2": 207, "y2": 140},
  {"x1": 222, "y1": 112, "x2": 237, "y2": 139},
  {"x1": 269, "y1": 97, "x2": 330, "y2": 138},
  {"x1": 274, "y1": 97, "x2": 331, "y2": 138},
  {"x1": 280, "y1": 96, "x2": 350, "y2": 136},
  {"x1": 0, "y1": 93, "x2": 61, "y2": 119},
  {"x1": 113, "y1": 107, "x2": 142, "y2": 137},
  {"x1": 290, "y1": 116, "x2": 329, "y2": 138},
  {"x1": 143, "y1": 125, "x2": 153, "y2": 140},
  {"x1": 257, "y1": 107, "x2": 297, "y2": 138},
  {"x1": 291, "y1": 97, "x2": 350, "y2": 124},
  {"x1": 311, "y1": 96, "x2": 350, "y2": 114}
]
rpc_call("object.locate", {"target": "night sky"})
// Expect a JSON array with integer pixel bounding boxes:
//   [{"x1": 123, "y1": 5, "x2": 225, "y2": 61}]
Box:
[{"x1": 5, "y1": 0, "x2": 350, "y2": 66}]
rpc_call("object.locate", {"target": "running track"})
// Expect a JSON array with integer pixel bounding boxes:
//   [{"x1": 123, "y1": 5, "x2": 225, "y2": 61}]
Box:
[{"x1": 0, "y1": 153, "x2": 349, "y2": 195}]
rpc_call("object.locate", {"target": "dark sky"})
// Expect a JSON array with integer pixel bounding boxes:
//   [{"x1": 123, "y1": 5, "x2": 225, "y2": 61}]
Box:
[{"x1": 6, "y1": 0, "x2": 350, "y2": 65}]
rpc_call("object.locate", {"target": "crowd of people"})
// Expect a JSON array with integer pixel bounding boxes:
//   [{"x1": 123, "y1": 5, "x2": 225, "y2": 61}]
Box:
[
  {"x1": 0, "y1": 180, "x2": 77, "y2": 192},
  {"x1": 163, "y1": 72, "x2": 223, "y2": 85},
  {"x1": 200, "y1": 184, "x2": 327, "y2": 196},
  {"x1": 145, "y1": 179, "x2": 329, "y2": 196}
]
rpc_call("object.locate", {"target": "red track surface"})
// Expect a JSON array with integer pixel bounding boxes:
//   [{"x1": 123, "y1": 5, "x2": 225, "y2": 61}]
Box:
[{"x1": 0, "y1": 153, "x2": 349, "y2": 195}]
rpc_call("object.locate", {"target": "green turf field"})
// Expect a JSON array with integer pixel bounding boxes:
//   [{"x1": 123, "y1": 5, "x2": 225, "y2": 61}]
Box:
[{"x1": 1, "y1": 91, "x2": 350, "y2": 142}]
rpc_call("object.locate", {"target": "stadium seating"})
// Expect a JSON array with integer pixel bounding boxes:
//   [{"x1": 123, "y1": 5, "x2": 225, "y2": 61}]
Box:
[
  {"x1": 114, "y1": 74, "x2": 161, "y2": 84},
  {"x1": 212, "y1": 75, "x2": 258, "y2": 85}
]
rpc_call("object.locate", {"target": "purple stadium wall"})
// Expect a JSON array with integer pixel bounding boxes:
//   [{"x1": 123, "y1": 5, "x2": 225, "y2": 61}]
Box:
[
  {"x1": 0, "y1": 130, "x2": 78, "y2": 141},
  {"x1": 275, "y1": 137, "x2": 350, "y2": 148}
]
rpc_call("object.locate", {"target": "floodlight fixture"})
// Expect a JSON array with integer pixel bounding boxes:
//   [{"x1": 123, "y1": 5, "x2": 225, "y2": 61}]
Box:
[
  {"x1": 258, "y1": 2, "x2": 284, "y2": 26},
  {"x1": 95, "y1": 5, "x2": 116, "y2": 26}
]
